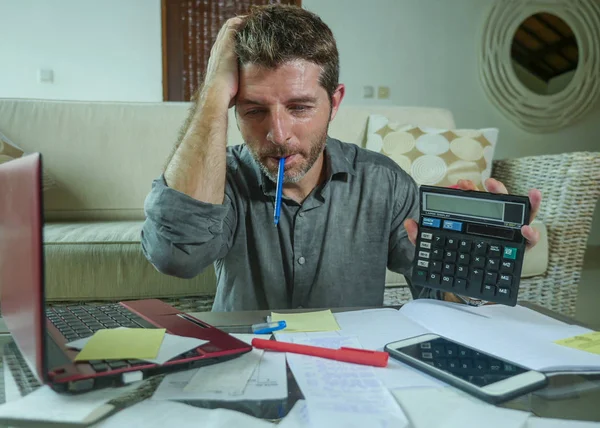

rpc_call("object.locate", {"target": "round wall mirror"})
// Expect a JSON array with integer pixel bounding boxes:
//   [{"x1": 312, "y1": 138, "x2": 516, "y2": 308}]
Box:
[
  {"x1": 479, "y1": 0, "x2": 600, "y2": 133},
  {"x1": 510, "y1": 13, "x2": 579, "y2": 96}
]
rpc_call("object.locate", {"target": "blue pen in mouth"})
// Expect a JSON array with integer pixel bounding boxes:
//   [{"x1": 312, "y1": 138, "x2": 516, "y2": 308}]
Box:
[{"x1": 274, "y1": 157, "x2": 285, "y2": 226}]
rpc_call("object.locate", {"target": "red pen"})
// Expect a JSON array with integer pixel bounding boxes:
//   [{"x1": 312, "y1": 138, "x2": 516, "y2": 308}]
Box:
[{"x1": 251, "y1": 338, "x2": 389, "y2": 367}]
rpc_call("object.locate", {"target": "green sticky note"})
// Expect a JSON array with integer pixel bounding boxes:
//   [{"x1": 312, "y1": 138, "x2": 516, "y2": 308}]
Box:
[
  {"x1": 271, "y1": 309, "x2": 341, "y2": 332},
  {"x1": 75, "y1": 328, "x2": 166, "y2": 361},
  {"x1": 555, "y1": 331, "x2": 600, "y2": 355}
]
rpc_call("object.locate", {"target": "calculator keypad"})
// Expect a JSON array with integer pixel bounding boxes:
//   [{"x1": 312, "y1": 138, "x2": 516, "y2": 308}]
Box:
[{"x1": 415, "y1": 231, "x2": 521, "y2": 304}]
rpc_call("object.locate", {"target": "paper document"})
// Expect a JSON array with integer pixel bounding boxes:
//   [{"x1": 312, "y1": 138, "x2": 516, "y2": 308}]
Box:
[
  {"x1": 0, "y1": 383, "x2": 140, "y2": 425},
  {"x1": 392, "y1": 387, "x2": 531, "y2": 428},
  {"x1": 397, "y1": 300, "x2": 600, "y2": 373},
  {"x1": 277, "y1": 400, "x2": 311, "y2": 428},
  {"x1": 271, "y1": 309, "x2": 340, "y2": 332},
  {"x1": 152, "y1": 334, "x2": 287, "y2": 402},
  {"x1": 555, "y1": 331, "x2": 600, "y2": 356},
  {"x1": 67, "y1": 329, "x2": 208, "y2": 365},
  {"x1": 92, "y1": 399, "x2": 274, "y2": 427},
  {"x1": 284, "y1": 335, "x2": 408, "y2": 428},
  {"x1": 184, "y1": 349, "x2": 263, "y2": 393},
  {"x1": 74, "y1": 328, "x2": 166, "y2": 361}
]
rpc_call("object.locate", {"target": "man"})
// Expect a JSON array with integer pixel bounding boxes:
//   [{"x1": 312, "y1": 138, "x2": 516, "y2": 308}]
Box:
[{"x1": 141, "y1": 5, "x2": 541, "y2": 311}]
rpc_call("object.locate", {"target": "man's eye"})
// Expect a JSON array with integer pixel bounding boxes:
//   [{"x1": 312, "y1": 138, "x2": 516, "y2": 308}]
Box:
[
  {"x1": 245, "y1": 109, "x2": 265, "y2": 116},
  {"x1": 290, "y1": 105, "x2": 311, "y2": 112}
]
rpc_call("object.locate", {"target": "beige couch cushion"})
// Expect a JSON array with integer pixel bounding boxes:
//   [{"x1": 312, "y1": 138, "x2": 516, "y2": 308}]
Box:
[
  {"x1": 0, "y1": 99, "x2": 456, "y2": 220},
  {"x1": 43, "y1": 221, "x2": 216, "y2": 301}
]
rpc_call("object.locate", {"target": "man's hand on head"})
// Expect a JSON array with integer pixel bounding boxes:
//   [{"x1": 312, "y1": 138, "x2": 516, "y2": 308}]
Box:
[{"x1": 404, "y1": 178, "x2": 542, "y2": 250}]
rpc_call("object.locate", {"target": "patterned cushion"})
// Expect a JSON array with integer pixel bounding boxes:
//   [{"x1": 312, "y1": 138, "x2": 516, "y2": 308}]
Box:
[
  {"x1": 0, "y1": 130, "x2": 56, "y2": 191},
  {"x1": 365, "y1": 114, "x2": 498, "y2": 188}
]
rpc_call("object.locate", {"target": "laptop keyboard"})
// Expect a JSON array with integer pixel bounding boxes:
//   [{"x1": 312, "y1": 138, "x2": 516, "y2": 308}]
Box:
[{"x1": 45, "y1": 304, "x2": 200, "y2": 372}]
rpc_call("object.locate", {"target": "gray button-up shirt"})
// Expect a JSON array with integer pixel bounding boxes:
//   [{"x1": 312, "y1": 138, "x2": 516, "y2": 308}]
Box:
[{"x1": 141, "y1": 137, "x2": 440, "y2": 311}]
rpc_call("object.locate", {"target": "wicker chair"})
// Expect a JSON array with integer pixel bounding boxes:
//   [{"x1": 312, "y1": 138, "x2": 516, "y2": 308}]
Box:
[{"x1": 491, "y1": 151, "x2": 600, "y2": 317}]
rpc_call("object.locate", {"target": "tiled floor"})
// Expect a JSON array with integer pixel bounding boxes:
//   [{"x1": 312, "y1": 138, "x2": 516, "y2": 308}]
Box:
[{"x1": 575, "y1": 246, "x2": 600, "y2": 330}]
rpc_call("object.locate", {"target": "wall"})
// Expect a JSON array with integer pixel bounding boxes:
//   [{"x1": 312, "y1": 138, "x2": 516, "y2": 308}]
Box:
[
  {"x1": 0, "y1": 0, "x2": 162, "y2": 102},
  {"x1": 303, "y1": 0, "x2": 600, "y2": 245},
  {"x1": 0, "y1": 0, "x2": 598, "y2": 244}
]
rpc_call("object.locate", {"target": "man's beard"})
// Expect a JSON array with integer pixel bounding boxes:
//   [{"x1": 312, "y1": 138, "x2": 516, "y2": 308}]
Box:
[{"x1": 246, "y1": 126, "x2": 328, "y2": 184}]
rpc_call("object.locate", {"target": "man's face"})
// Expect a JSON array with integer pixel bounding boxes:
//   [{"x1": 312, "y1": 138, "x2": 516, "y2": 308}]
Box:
[{"x1": 235, "y1": 60, "x2": 342, "y2": 184}]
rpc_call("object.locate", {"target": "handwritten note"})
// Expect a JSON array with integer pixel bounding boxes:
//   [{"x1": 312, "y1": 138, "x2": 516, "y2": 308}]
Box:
[
  {"x1": 284, "y1": 335, "x2": 408, "y2": 428},
  {"x1": 555, "y1": 331, "x2": 600, "y2": 355},
  {"x1": 271, "y1": 310, "x2": 340, "y2": 332},
  {"x1": 74, "y1": 328, "x2": 165, "y2": 361}
]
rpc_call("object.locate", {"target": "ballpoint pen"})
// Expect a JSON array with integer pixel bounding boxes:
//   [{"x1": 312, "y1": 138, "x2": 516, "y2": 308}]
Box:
[
  {"x1": 274, "y1": 157, "x2": 285, "y2": 226},
  {"x1": 252, "y1": 338, "x2": 389, "y2": 367}
]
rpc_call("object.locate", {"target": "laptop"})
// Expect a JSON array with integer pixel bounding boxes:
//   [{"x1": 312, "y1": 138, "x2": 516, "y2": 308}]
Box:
[{"x1": 0, "y1": 153, "x2": 251, "y2": 393}]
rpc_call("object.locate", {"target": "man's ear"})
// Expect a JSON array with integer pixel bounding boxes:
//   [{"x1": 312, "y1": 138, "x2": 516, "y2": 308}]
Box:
[{"x1": 329, "y1": 84, "x2": 345, "y2": 122}]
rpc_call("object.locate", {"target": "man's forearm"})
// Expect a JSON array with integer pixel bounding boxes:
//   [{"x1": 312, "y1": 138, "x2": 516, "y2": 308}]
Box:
[{"x1": 164, "y1": 87, "x2": 230, "y2": 204}]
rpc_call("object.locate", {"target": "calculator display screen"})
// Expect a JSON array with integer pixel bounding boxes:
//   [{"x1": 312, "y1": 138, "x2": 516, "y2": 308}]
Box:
[{"x1": 425, "y1": 194, "x2": 509, "y2": 222}]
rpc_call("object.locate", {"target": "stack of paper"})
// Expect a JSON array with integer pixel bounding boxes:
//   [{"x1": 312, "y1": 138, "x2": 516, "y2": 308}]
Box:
[{"x1": 151, "y1": 334, "x2": 287, "y2": 402}]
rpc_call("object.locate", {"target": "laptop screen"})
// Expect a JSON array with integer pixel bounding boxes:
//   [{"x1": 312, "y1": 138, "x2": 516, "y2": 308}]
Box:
[{"x1": 0, "y1": 153, "x2": 47, "y2": 382}]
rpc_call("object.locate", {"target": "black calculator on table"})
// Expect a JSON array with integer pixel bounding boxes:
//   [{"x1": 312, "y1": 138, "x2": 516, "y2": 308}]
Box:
[{"x1": 412, "y1": 185, "x2": 531, "y2": 306}]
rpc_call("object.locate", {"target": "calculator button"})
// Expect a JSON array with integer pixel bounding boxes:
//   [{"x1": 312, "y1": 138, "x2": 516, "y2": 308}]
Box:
[
  {"x1": 454, "y1": 278, "x2": 467, "y2": 291},
  {"x1": 445, "y1": 345, "x2": 458, "y2": 357},
  {"x1": 498, "y1": 274, "x2": 512, "y2": 287},
  {"x1": 503, "y1": 247, "x2": 518, "y2": 260},
  {"x1": 416, "y1": 270, "x2": 427, "y2": 281},
  {"x1": 420, "y1": 241, "x2": 432, "y2": 249},
  {"x1": 423, "y1": 217, "x2": 441, "y2": 228},
  {"x1": 457, "y1": 253, "x2": 470, "y2": 265},
  {"x1": 472, "y1": 256, "x2": 486, "y2": 268},
  {"x1": 443, "y1": 220, "x2": 463, "y2": 232},
  {"x1": 441, "y1": 276, "x2": 454, "y2": 287},
  {"x1": 421, "y1": 232, "x2": 433, "y2": 240},
  {"x1": 474, "y1": 241, "x2": 487, "y2": 255},
  {"x1": 498, "y1": 286, "x2": 511, "y2": 297},
  {"x1": 417, "y1": 260, "x2": 429, "y2": 268},
  {"x1": 432, "y1": 345, "x2": 444, "y2": 357},
  {"x1": 444, "y1": 250, "x2": 457, "y2": 262},
  {"x1": 488, "y1": 245, "x2": 502, "y2": 257},
  {"x1": 428, "y1": 273, "x2": 441, "y2": 285},
  {"x1": 445, "y1": 238, "x2": 459, "y2": 249},
  {"x1": 418, "y1": 251, "x2": 430, "y2": 259},
  {"x1": 482, "y1": 284, "x2": 496, "y2": 297},
  {"x1": 459, "y1": 240, "x2": 471, "y2": 252},
  {"x1": 486, "y1": 258, "x2": 500, "y2": 272},
  {"x1": 430, "y1": 261, "x2": 443, "y2": 273},
  {"x1": 443, "y1": 263, "x2": 455, "y2": 275},
  {"x1": 431, "y1": 248, "x2": 444, "y2": 260},
  {"x1": 433, "y1": 236, "x2": 445, "y2": 247},
  {"x1": 470, "y1": 269, "x2": 484, "y2": 287},
  {"x1": 456, "y1": 265, "x2": 468, "y2": 278},
  {"x1": 500, "y1": 260, "x2": 514, "y2": 273},
  {"x1": 485, "y1": 272, "x2": 498, "y2": 285}
]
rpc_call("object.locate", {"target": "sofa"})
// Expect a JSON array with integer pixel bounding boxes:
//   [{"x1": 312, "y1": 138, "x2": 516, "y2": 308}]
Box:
[{"x1": 0, "y1": 98, "x2": 598, "y2": 317}]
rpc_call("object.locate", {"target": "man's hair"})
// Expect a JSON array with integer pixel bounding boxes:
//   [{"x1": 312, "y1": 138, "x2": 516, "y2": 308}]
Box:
[{"x1": 235, "y1": 5, "x2": 339, "y2": 102}]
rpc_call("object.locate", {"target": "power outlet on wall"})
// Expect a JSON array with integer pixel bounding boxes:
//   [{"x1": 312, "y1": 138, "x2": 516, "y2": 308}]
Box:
[{"x1": 377, "y1": 86, "x2": 390, "y2": 99}]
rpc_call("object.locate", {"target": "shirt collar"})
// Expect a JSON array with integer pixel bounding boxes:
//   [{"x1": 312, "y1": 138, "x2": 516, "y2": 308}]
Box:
[{"x1": 255, "y1": 137, "x2": 356, "y2": 197}]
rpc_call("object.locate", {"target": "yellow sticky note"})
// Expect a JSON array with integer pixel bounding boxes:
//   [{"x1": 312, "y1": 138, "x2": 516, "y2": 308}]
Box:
[
  {"x1": 555, "y1": 331, "x2": 600, "y2": 355},
  {"x1": 75, "y1": 328, "x2": 166, "y2": 361},
  {"x1": 271, "y1": 309, "x2": 340, "y2": 332}
]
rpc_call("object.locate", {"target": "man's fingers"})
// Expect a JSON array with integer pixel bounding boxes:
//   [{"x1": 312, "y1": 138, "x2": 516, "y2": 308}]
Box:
[
  {"x1": 528, "y1": 189, "x2": 542, "y2": 223},
  {"x1": 456, "y1": 179, "x2": 478, "y2": 191},
  {"x1": 522, "y1": 225, "x2": 540, "y2": 249},
  {"x1": 484, "y1": 178, "x2": 508, "y2": 194},
  {"x1": 404, "y1": 219, "x2": 418, "y2": 246}
]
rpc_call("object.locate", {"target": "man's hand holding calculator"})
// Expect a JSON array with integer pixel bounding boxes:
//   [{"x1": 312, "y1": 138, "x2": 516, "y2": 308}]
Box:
[{"x1": 403, "y1": 178, "x2": 542, "y2": 306}]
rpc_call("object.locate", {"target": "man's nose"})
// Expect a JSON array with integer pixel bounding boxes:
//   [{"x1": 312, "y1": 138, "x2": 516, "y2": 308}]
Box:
[{"x1": 266, "y1": 110, "x2": 292, "y2": 145}]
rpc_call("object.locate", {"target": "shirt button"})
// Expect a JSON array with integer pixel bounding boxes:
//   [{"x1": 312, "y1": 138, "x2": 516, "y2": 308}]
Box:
[
  {"x1": 299, "y1": 212, "x2": 304, "y2": 217},
  {"x1": 298, "y1": 256, "x2": 306, "y2": 265}
]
